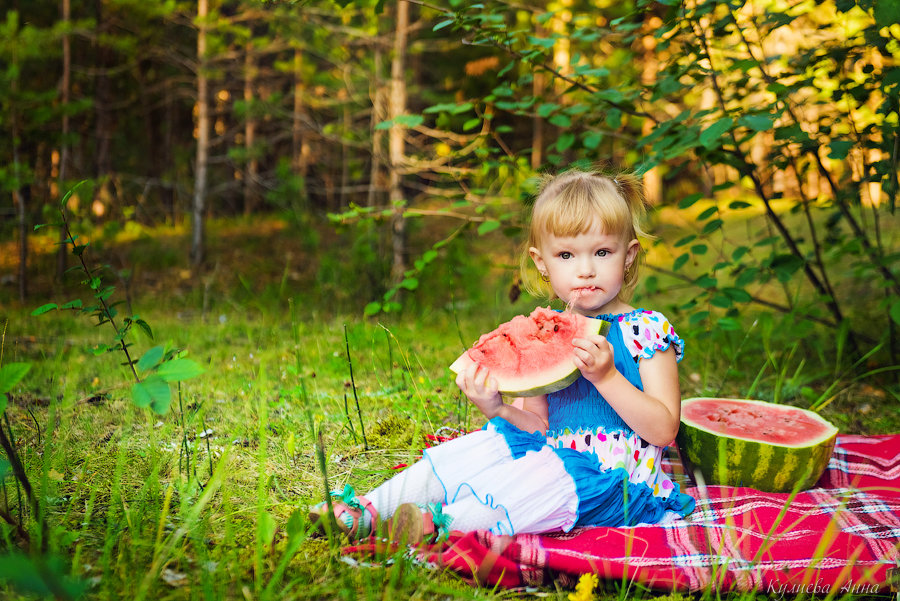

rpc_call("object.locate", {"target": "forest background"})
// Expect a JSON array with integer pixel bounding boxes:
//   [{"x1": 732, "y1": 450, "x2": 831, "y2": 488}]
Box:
[{"x1": 0, "y1": 0, "x2": 899, "y2": 599}]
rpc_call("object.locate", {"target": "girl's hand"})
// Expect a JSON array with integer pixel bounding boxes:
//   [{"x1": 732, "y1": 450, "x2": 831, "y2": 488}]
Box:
[
  {"x1": 455, "y1": 363, "x2": 503, "y2": 419},
  {"x1": 572, "y1": 334, "x2": 616, "y2": 387}
]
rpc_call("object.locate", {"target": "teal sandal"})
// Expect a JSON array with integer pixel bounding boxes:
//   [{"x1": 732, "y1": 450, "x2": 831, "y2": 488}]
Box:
[{"x1": 308, "y1": 485, "x2": 379, "y2": 539}]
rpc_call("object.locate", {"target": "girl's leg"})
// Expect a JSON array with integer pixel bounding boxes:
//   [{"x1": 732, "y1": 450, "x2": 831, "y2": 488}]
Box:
[
  {"x1": 434, "y1": 447, "x2": 580, "y2": 536},
  {"x1": 312, "y1": 461, "x2": 443, "y2": 539},
  {"x1": 347, "y1": 427, "x2": 522, "y2": 536},
  {"x1": 365, "y1": 459, "x2": 444, "y2": 518}
]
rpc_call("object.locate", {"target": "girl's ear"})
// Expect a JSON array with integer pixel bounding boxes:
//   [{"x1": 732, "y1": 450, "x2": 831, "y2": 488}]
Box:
[
  {"x1": 624, "y1": 239, "x2": 640, "y2": 269},
  {"x1": 529, "y1": 246, "x2": 546, "y2": 274}
]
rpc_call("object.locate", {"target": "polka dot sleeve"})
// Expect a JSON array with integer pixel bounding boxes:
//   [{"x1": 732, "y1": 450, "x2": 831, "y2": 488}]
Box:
[{"x1": 616, "y1": 309, "x2": 684, "y2": 363}]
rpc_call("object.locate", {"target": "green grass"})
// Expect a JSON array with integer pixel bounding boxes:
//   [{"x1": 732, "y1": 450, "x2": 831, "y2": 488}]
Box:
[{"x1": 0, "y1": 214, "x2": 897, "y2": 600}]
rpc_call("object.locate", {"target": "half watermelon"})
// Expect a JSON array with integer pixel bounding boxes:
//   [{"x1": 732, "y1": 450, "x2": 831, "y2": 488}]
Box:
[
  {"x1": 449, "y1": 307, "x2": 607, "y2": 397},
  {"x1": 676, "y1": 397, "x2": 838, "y2": 493}
]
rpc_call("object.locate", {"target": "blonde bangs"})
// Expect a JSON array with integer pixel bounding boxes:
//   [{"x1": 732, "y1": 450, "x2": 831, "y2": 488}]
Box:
[{"x1": 528, "y1": 175, "x2": 633, "y2": 246}]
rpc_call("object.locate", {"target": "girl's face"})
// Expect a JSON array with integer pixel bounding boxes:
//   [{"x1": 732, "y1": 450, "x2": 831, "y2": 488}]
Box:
[{"x1": 529, "y1": 223, "x2": 639, "y2": 317}]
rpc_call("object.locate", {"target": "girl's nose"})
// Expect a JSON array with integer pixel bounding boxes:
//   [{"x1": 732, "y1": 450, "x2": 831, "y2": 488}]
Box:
[{"x1": 578, "y1": 258, "x2": 595, "y2": 277}]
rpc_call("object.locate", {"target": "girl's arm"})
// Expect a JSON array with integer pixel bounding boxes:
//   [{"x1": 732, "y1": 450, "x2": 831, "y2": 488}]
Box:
[
  {"x1": 455, "y1": 363, "x2": 550, "y2": 435},
  {"x1": 574, "y1": 334, "x2": 681, "y2": 446}
]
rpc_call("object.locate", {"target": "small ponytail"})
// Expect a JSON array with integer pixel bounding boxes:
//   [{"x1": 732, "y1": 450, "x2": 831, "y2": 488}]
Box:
[{"x1": 609, "y1": 171, "x2": 650, "y2": 297}]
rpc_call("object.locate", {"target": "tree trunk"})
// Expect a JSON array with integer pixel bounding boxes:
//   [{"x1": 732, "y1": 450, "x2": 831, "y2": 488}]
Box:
[
  {"x1": 94, "y1": 0, "x2": 115, "y2": 211},
  {"x1": 243, "y1": 43, "x2": 260, "y2": 215},
  {"x1": 292, "y1": 47, "x2": 310, "y2": 182},
  {"x1": 56, "y1": 0, "x2": 71, "y2": 282},
  {"x1": 368, "y1": 41, "x2": 385, "y2": 207},
  {"x1": 12, "y1": 103, "x2": 27, "y2": 302},
  {"x1": 389, "y1": 1, "x2": 409, "y2": 283},
  {"x1": 163, "y1": 78, "x2": 175, "y2": 223},
  {"x1": 340, "y1": 101, "x2": 350, "y2": 209},
  {"x1": 192, "y1": 0, "x2": 210, "y2": 267},
  {"x1": 640, "y1": 20, "x2": 661, "y2": 205},
  {"x1": 532, "y1": 69, "x2": 545, "y2": 169}
]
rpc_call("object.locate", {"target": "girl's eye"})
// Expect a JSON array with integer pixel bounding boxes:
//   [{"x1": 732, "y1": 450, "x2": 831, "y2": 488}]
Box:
[
  {"x1": 596, "y1": 249, "x2": 608, "y2": 257},
  {"x1": 559, "y1": 252, "x2": 572, "y2": 260}
]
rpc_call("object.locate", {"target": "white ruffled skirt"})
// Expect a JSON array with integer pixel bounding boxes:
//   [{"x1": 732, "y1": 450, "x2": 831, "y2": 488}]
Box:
[{"x1": 421, "y1": 418, "x2": 694, "y2": 536}]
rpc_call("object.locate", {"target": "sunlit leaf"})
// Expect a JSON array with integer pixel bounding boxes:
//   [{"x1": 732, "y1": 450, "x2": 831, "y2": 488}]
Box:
[
  {"x1": 701, "y1": 219, "x2": 724, "y2": 234},
  {"x1": 137, "y1": 345, "x2": 166, "y2": 373},
  {"x1": 827, "y1": 140, "x2": 854, "y2": 160},
  {"x1": 90, "y1": 344, "x2": 112, "y2": 356},
  {"x1": 433, "y1": 18, "x2": 454, "y2": 31},
  {"x1": 458, "y1": 116, "x2": 479, "y2": 131},
  {"x1": 135, "y1": 319, "x2": 153, "y2": 339},
  {"x1": 157, "y1": 358, "x2": 204, "y2": 382},
  {"x1": 695, "y1": 275, "x2": 717, "y2": 289},
  {"x1": 717, "y1": 317, "x2": 742, "y2": 330},
  {"x1": 890, "y1": 300, "x2": 900, "y2": 326},
  {"x1": 710, "y1": 294, "x2": 732, "y2": 308},
  {"x1": 556, "y1": 132, "x2": 575, "y2": 151},
  {"x1": 739, "y1": 114, "x2": 774, "y2": 131},
  {"x1": 723, "y1": 287, "x2": 753, "y2": 302},
  {"x1": 689, "y1": 310, "x2": 710, "y2": 325},
  {"x1": 700, "y1": 117, "x2": 733, "y2": 148},
  {"x1": 477, "y1": 220, "x2": 501, "y2": 235},
  {"x1": 537, "y1": 103, "x2": 559, "y2": 118},
  {"x1": 31, "y1": 303, "x2": 58, "y2": 316},
  {"x1": 132, "y1": 379, "x2": 156, "y2": 408},
  {"x1": 0, "y1": 363, "x2": 31, "y2": 395},
  {"x1": 393, "y1": 114, "x2": 423, "y2": 128},
  {"x1": 678, "y1": 193, "x2": 703, "y2": 209},
  {"x1": 583, "y1": 132, "x2": 602, "y2": 149},
  {"x1": 697, "y1": 206, "x2": 718, "y2": 220},
  {"x1": 729, "y1": 201, "x2": 753, "y2": 209}
]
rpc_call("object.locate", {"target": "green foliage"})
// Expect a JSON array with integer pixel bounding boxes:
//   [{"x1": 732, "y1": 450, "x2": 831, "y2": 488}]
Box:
[
  {"x1": 31, "y1": 184, "x2": 205, "y2": 414},
  {"x1": 370, "y1": 0, "x2": 900, "y2": 365},
  {"x1": 0, "y1": 363, "x2": 30, "y2": 399},
  {"x1": 0, "y1": 552, "x2": 87, "y2": 599}
]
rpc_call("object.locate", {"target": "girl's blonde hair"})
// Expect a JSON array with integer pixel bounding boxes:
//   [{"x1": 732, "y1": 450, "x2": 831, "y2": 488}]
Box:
[{"x1": 519, "y1": 168, "x2": 650, "y2": 300}]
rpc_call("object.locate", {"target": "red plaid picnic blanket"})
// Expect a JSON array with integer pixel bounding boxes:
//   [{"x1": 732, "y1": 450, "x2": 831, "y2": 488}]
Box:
[{"x1": 349, "y1": 434, "x2": 900, "y2": 593}]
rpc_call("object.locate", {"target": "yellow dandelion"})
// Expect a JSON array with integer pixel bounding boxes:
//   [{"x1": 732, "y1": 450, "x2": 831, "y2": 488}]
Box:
[{"x1": 568, "y1": 573, "x2": 599, "y2": 601}]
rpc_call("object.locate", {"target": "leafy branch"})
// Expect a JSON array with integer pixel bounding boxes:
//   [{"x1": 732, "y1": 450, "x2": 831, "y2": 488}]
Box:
[{"x1": 32, "y1": 182, "x2": 204, "y2": 413}]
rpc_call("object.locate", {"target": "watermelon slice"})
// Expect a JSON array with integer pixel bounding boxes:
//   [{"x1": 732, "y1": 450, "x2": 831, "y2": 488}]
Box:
[
  {"x1": 676, "y1": 397, "x2": 838, "y2": 493},
  {"x1": 449, "y1": 307, "x2": 608, "y2": 397}
]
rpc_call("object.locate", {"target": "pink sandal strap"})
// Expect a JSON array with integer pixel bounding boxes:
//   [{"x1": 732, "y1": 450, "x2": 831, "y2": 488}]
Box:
[{"x1": 333, "y1": 496, "x2": 378, "y2": 538}]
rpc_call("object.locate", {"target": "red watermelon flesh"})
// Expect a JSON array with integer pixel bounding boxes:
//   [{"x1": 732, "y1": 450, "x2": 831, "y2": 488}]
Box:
[
  {"x1": 682, "y1": 399, "x2": 834, "y2": 446},
  {"x1": 677, "y1": 397, "x2": 838, "y2": 492},
  {"x1": 450, "y1": 307, "x2": 606, "y2": 397}
]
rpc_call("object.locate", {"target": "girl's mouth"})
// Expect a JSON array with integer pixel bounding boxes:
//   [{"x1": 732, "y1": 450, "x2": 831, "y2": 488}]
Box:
[{"x1": 571, "y1": 287, "x2": 598, "y2": 296}]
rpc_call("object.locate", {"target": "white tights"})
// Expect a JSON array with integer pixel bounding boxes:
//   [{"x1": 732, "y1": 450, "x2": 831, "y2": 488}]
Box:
[{"x1": 364, "y1": 457, "x2": 516, "y2": 535}]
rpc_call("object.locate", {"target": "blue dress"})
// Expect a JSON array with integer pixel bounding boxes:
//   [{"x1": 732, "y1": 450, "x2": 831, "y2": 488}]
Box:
[{"x1": 422, "y1": 309, "x2": 696, "y2": 535}]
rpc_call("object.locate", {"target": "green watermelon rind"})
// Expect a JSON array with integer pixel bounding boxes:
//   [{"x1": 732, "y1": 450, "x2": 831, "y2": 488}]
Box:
[
  {"x1": 449, "y1": 315, "x2": 608, "y2": 398},
  {"x1": 675, "y1": 397, "x2": 838, "y2": 493}
]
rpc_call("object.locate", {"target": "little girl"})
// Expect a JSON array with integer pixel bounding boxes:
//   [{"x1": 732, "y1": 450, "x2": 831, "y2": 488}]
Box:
[{"x1": 311, "y1": 169, "x2": 695, "y2": 541}]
